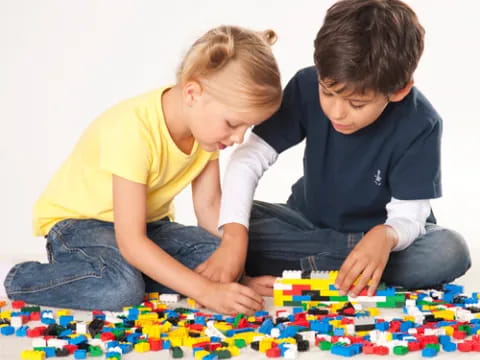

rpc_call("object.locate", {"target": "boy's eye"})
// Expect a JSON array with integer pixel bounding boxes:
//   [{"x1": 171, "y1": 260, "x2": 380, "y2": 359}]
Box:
[
  {"x1": 349, "y1": 102, "x2": 366, "y2": 109},
  {"x1": 321, "y1": 89, "x2": 333, "y2": 97}
]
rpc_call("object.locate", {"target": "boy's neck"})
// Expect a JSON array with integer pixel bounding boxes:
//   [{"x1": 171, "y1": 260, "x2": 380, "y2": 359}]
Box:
[{"x1": 162, "y1": 85, "x2": 195, "y2": 154}]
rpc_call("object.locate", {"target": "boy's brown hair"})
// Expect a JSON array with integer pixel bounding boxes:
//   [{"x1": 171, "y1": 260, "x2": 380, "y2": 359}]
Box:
[{"x1": 314, "y1": 0, "x2": 425, "y2": 96}]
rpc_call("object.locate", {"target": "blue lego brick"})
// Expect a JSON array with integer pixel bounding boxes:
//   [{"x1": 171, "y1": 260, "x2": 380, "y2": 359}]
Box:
[
  {"x1": 310, "y1": 320, "x2": 332, "y2": 334},
  {"x1": 255, "y1": 310, "x2": 269, "y2": 317},
  {"x1": 74, "y1": 349, "x2": 87, "y2": 359},
  {"x1": 69, "y1": 334, "x2": 88, "y2": 345},
  {"x1": 259, "y1": 318, "x2": 273, "y2": 334},
  {"x1": 421, "y1": 347, "x2": 438, "y2": 357},
  {"x1": 15, "y1": 326, "x2": 29, "y2": 337},
  {"x1": 59, "y1": 315, "x2": 74, "y2": 327},
  {"x1": 331, "y1": 344, "x2": 355, "y2": 357},
  {"x1": 442, "y1": 342, "x2": 456, "y2": 352},
  {"x1": 0, "y1": 326, "x2": 15, "y2": 335},
  {"x1": 376, "y1": 288, "x2": 396, "y2": 296},
  {"x1": 119, "y1": 343, "x2": 132, "y2": 354},
  {"x1": 333, "y1": 328, "x2": 345, "y2": 336},
  {"x1": 444, "y1": 284, "x2": 463, "y2": 294},
  {"x1": 375, "y1": 322, "x2": 390, "y2": 331},
  {"x1": 225, "y1": 327, "x2": 255, "y2": 337}
]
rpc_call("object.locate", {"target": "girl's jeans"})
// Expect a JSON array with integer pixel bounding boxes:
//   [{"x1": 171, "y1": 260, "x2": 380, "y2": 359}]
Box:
[{"x1": 5, "y1": 218, "x2": 220, "y2": 310}]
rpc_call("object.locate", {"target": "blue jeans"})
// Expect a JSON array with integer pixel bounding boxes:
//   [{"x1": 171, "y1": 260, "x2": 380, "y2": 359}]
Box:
[
  {"x1": 245, "y1": 201, "x2": 471, "y2": 289},
  {"x1": 4, "y1": 218, "x2": 220, "y2": 310}
]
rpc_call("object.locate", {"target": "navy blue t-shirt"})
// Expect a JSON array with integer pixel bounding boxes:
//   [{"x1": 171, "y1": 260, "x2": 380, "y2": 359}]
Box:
[{"x1": 253, "y1": 66, "x2": 442, "y2": 233}]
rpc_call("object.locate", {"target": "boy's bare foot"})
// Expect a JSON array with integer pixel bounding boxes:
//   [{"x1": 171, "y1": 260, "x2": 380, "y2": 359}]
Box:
[{"x1": 240, "y1": 275, "x2": 276, "y2": 297}]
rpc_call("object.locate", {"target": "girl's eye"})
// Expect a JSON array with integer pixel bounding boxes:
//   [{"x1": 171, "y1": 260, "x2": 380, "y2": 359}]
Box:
[
  {"x1": 349, "y1": 102, "x2": 365, "y2": 109},
  {"x1": 321, "y1": 90, "x2": 333, "y2": 97}
]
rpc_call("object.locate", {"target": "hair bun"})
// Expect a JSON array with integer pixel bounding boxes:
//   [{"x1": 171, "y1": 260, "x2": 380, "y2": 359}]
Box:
[
  {"x1": 262, "y1": 29, "x2": 278, "y2": 46},
  {"x1": 205, "y1": 32, "x2": 235, "y2": 70}
]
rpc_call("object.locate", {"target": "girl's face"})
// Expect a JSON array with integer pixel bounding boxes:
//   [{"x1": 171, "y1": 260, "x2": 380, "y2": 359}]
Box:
[{"x1": 183, "y1": 79, "x2": 278, "y2": 152}]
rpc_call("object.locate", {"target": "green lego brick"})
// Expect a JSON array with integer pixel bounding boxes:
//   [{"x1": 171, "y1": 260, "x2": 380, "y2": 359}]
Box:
[
  {"x1": 319, "y1": 341, "x2": 332, "y2": 350},
  {"x1": 393, "y1": 345, "x2": 408, "y2": 355}
]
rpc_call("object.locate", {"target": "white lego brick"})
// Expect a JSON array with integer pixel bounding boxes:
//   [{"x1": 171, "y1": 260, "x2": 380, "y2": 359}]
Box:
[
  {"x1": 270, "y1": 328, "x2": 281, "y2": 338},
  {"x1": 274, "y1": 282, "x2": 293, "y2": 290},
  {"x1": 32, "y1": 338, "x2": 47, "y2": 347},
  {"x1": 337, "y1": 336, "x2": 352, "y2": 345},
  {"x1": 349, "y1": 296, "x2": 387, "y2": 302},
  {"x1": 47, "y1": 338, "x2": 68, "y2": 348},
  {"x1": 299, "y1": 330, "x2": 316, "y2": 345},
  {"x1": 159, "y1": 293, "x2": 180, "y2": 303},
  {"x1": 282, "y1": 270, "x2": 302, "y2": 279},
  {"x1": 76, "y1": 322, "x2": 88, "y2": 334},
  {"x1": 310, "y1": 271, "x2": 330, "y2": 279},
  {"x1": 10, "y1": 316, "x2": 23, "y2": 328}
]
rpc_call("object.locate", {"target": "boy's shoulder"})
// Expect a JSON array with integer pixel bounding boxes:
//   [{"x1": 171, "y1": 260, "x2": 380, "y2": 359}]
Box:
[{"x1": 388, "y1": 86, "x2": 442, "y2": 133}]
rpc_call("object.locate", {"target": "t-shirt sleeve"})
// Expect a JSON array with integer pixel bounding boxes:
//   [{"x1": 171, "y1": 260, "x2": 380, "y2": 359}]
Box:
[
  {"x1": 99, "y1": 113, "x2": 152, "y2": 184},
  {"x1": 253, "y1": 71, "x2": 306, "y2": 153},
  {"x1": 389, "y1": 117, "x2": 442, "y2": 200}
]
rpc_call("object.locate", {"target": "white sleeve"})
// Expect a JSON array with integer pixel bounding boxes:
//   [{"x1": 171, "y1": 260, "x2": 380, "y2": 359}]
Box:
[
  {"x1": 385, "y1": 197, "x2": 431, "y2": 251},
  {"x1": 218, "y1": 133, "x2": 278, "y2": 230}
]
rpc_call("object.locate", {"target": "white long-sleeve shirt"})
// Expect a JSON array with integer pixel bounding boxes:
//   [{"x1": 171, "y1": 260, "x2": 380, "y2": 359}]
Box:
[{"x1": 219, "y1": 133, "x2": 431, "y2": 251}]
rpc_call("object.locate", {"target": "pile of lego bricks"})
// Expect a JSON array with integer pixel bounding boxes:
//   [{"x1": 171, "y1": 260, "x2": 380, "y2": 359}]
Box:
[{"x1": 1, "y1": 271, "x2": 480, "y2": 359}]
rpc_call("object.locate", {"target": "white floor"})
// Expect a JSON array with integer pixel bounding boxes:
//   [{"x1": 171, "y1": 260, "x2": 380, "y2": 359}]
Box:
[{"x1": 1, "y1": 250, "x2": 480, "y2": 359}]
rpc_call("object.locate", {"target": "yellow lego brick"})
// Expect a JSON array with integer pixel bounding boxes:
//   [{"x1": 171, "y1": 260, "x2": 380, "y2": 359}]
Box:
[
  {"x1": 147, "y1": 292, "x2": 159, "y2": 300},
  {"x1": 215, "y1": 322, "x2": 232, "y2": 332},
  {"x1": 139, "y1": 313, "x2": 159, "y2": 321},
  {"x1": 228, "y1": 346, "x2": 240, "y2": 356},
  {"x1": 134, "y1": 342, "x2": 150, "y2": 352},
  {"x1": 247, "y1": 316, "x2": 256, "y2": 323},
  {"x1": 0, "y1": 310, "x2": 11, "y2": 319},
  {"x1": 222, "y1": 338, "x2": 234, "y2": 346},
  {"x1": 21, "y1": 350, "x2": 46, "y2": 360},
  {"x1": 444, "y1": 326, "x2": 454, "y2": 336},
  {"x1": 276, "y1": 337, "x2": 296, "y2": 344},
  {"x1": 185, "y1": 336, "x2": 210, "y2": 347},
  {"x1": 194, "y1": 350, "x2": 210, "y2": 360},
  {"x1": 403, "y1": 316, "x2": 415, "y2": 322},
  {"x1": 187, "y1": 298, "x2": 196, "y2": 308},
  {"x1": 169, "y1": 337, "x2": 183, "y2": 347},
  {"x1": 385, "y1": 333, "x2": 393, "y2": 341},
  {"x1": 433, "y1": 310, "x2": 455, "y2": 321},
  {"x1": 160, "y1": 322, "x2": 172, "y2": 332},
  {"x1": 56, "y1": 309, "x2": 71, "y2": 317},
  {"x1": 367, "y1": 308, "x2": 380, "y2": 317},
  {"x1": 142, "y1": 325, "x2": 161, "y2": 338},
  {"x1": 259, "y1": 338, "x2": 274, "y2": 353}
]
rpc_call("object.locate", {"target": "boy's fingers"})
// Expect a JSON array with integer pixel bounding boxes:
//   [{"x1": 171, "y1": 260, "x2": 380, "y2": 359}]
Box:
[
  {"x1": 350, "y1": 265, "x2": 373, "y2": 297},
  {"x1": 240, "y1": 286, "x2": 264, "y2": 307},
  {"x1": 336, "y1": 258, "x2": 354, "y2": 292},
  {"x1": 368, "y1": 268, "x2": 383, "y2": 296}
]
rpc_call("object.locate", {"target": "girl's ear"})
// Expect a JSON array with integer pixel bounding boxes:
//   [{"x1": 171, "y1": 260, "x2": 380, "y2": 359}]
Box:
[
  {"x1": 389, "y1": 81, "x2": 414, "y2": 102},
  {"x1": 183, "y1": 81, "x2": 203, "y2": 107}
]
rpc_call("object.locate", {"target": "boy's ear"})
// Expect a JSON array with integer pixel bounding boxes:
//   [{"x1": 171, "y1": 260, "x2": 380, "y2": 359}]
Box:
[
  {"x1": 183, "y1": 81, "x2": 203, "y2": 107},
  {"x1": 389, "y1": 81, "x2": 414, "y2": 102}
]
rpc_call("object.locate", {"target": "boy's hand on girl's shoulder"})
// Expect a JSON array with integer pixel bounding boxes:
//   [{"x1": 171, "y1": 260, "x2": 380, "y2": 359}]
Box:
[
  {"x1": 197, "y1": 281, "x2": 264, "y2": 315},
  {"x1": 195, "y1": 223, "x2": 248, "y2": 283},
  {"x1": 335, "y1": 225, "x2": 398, "y2": 297}
]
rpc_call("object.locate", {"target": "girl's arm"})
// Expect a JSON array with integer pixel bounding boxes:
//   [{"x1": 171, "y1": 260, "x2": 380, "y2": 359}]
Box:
[
  {"x1": 191, "y1": 158, "x2": 222, "y2": 237},
  {"x1": 112, "y1": 174, "x2": 263, "y2": 314}
]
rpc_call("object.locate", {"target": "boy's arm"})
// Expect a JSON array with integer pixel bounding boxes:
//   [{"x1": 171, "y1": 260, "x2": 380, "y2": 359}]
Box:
[
  {"x1": 113, "y1": 174, "x2": 263, "y2": 315},
  {"x1": 194, "y1": 134, "x2": 278, "y2": 283},
  {"x1": 335, "y1": 198, "x2": 431, "y2": 296}
]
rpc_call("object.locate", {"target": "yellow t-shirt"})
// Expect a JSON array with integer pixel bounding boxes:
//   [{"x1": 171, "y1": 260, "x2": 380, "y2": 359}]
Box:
[{"x1": 33, "y1": 86, "x2": 218, "y2": 236}]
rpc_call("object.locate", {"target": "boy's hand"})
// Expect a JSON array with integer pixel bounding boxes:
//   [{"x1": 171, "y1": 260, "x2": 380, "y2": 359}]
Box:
[
  {"x1": 198, "y1": 281, "x2": 264, "y2": 315},
  {"x1": 241, "y1": 275, "x2": 276, "y2": 297},
  {"x1": 195, "y1": 223, "x2": 248, "y2": 283},
  {"x1": 335, "y1": 225, "x2": 398, "y2": 297}
]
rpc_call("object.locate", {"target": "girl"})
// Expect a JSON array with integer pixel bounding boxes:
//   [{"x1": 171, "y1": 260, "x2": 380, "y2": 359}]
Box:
[{"x1": 2, "y1": 25, "x2": 282, "y2": 315}]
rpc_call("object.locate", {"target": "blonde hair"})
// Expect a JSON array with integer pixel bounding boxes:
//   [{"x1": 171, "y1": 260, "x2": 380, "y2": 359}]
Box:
[{"x1": 177, "y1": 25, "x2": 281, "y2": 111}]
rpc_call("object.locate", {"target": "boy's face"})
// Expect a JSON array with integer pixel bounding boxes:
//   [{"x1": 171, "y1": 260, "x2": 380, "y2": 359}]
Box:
[{"x1": 318, "y1": 80, "x2": 389, "y2": 135}]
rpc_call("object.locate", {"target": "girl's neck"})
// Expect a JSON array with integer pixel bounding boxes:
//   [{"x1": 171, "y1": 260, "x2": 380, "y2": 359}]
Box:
[{"x1": 162, "y1": 85, "x2": 195, "y2": 154}]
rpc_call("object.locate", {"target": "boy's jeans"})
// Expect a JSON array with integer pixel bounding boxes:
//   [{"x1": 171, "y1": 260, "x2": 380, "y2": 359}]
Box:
[
  {"x1": 246, "y1": 201, "x2": 471, "y2": 289},
  {"x1": 4, "y1": 218, "x2": 220, "y2": 310}
]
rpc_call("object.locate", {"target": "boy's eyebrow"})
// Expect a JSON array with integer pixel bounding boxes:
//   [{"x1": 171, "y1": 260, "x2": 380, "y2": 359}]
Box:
[{"x1": 318, "y1": 79, "x2": 373, "y2": 103}]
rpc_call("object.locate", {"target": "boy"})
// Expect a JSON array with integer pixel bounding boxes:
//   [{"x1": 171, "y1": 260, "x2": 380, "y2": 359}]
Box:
[{"x1": 195, "y1": 0, "x2": 471, "y2": 297}]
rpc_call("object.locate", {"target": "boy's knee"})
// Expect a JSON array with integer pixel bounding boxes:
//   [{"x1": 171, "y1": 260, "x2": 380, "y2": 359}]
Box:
[{"x1": 432, "y1": 228, "x2": 471, "y2": 276}]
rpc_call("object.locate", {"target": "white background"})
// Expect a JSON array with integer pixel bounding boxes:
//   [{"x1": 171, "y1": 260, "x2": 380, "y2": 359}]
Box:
[{"x1": 1, "y1": 0, "x2": 479, "y2": 271}]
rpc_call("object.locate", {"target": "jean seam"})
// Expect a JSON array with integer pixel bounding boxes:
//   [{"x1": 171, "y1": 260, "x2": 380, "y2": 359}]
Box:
[{"x1": 7, "y1": 272, "x2": 104, "y2": 294}]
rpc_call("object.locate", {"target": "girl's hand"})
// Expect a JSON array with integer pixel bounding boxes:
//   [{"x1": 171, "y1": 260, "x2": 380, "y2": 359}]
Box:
[
  {"x1": 198, "y1": 281, "x2": 264, "y2": 315},
  {"x1": 335, "y1": 225, "x2": 398, "y2": 297}
]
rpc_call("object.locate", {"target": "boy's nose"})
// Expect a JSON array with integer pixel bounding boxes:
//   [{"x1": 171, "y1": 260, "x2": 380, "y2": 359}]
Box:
[
  {"x1": 331, "y1": 99, "x2": 347, "y2": 120},
  {"x1": 231, "y1": 127, "x2": 247, "y2": 144}
]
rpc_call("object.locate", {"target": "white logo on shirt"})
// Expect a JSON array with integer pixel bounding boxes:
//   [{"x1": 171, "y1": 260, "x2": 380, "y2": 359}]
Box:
[{"x1": 374, "y1": 169, "x2": 382, "y2": 186}]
